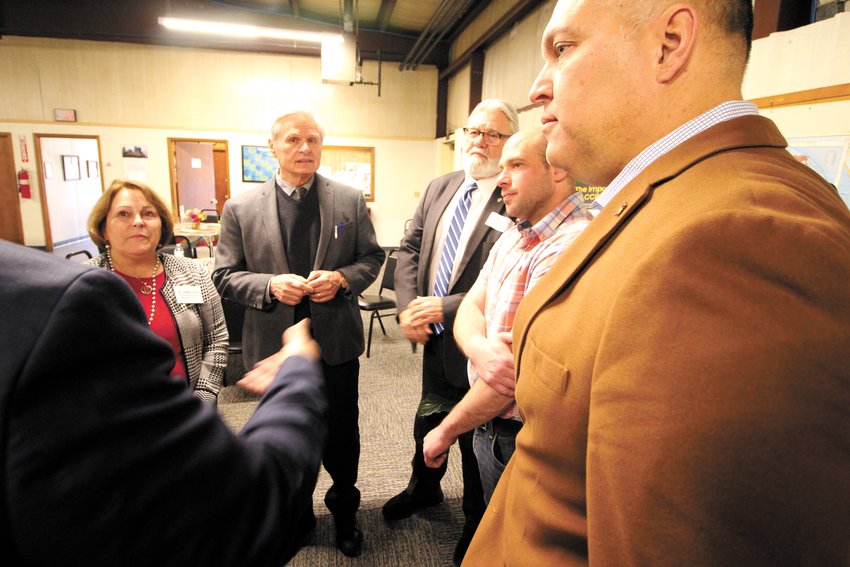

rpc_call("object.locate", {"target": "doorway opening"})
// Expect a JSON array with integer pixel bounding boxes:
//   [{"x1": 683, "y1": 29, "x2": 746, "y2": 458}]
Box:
[
  {"x1": 34, "y1": 134, "x2": 104, "y2": 252},
  {"x1": 168, "y1": 138, "x2": 230, "y2": 222}
]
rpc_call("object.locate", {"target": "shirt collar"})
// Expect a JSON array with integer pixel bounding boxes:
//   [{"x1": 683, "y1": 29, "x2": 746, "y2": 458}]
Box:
[
  {"x1": 275, "y1": 172, "x2": 314, "y2": 196},
  {"x1": 519, "y1": 191, "x2": 588, "y2": 243},
  {"x1": 592, "y1": 101, "x2": 759, "y2": 211},
  {"x1": 464, "y1": 172, "x2": 500, "y2": 200}
]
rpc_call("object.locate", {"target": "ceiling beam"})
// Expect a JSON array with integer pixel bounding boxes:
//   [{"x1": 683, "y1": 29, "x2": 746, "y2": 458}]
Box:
[
  {"x1": 439, "y1": 0, "x2": 545, "y2": 81},
  {"x1": 358, "y1": 29, "x2": 447, "y2": 65},
  {"x1": 288, "y1": 0, "x2": 300, "y2": 18},
  {"x1": 376, "y1": 0, "x2": 397, "y2": 31}
]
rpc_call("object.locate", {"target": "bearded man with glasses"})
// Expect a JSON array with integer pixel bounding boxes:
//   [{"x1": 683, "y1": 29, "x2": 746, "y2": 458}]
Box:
[{"x1": 385, "y1": 99, "x2": 518, "y2": 566}]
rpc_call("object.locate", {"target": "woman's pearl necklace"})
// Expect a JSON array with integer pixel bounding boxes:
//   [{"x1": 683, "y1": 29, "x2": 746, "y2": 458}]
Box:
[{"x1": 106, "y1": 245, "x2": 160, "y2": 326}]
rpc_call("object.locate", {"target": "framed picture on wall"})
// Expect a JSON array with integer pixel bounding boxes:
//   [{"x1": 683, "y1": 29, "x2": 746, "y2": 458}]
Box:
[
  {"x1": 242, "y1": 145, "x2": 277, "y2": 182},
  {"x1": 317, "y1": 146, "x2": 375, "y2": 202},
  {"x1": 87, "y1": 160, "x2": 99, "y2": 178},
  {"x1": 62, "y1": 155, "x2": 81, "y2": 181}
]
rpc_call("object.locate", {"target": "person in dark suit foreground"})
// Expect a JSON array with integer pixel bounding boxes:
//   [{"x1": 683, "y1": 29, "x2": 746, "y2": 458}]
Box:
[{"x1": 0, "y1": 241, "x2": 325, "y2": 567}]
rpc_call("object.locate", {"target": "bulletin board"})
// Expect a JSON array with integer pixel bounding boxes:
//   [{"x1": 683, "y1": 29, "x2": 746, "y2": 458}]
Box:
[{"x1": 317, "y1": 145, "x2": 375, "y2": 202}]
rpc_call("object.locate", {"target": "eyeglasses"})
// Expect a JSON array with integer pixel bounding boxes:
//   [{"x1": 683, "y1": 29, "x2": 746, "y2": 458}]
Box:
[{"x1": 462, "y1": 128, "x2": 511, "y2": 145}]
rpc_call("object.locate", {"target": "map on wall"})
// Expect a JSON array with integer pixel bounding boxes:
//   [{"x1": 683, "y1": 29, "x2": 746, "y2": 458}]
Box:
[{"x1": 787, "y1": 136, "x2": 850, "y2": 207}]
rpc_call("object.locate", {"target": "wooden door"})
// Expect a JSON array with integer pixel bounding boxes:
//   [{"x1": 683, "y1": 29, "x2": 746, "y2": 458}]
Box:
[
  {"x1": 168, "y1": 138, "x2": 229, "y2": 221},
  {"x1": 0, "y1": 133, "x2": 25, "y2": 244},
  {"x1": 212, "y1": 142, "x2": 229, "y2": 216}
]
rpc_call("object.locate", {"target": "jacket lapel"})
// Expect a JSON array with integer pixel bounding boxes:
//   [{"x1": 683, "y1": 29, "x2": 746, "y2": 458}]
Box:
[
  {"x1": 512, "y1": 115, "x2": 789, "y2": 375},
  {"x1": 420, "y1": 173, "x2": 464, "y2": 287},
  {"x1": 259, "y1": 180, "x2": 289, "y2": 273},
  {"x1": 453, "y1": 187, "x2": 505, "y2": 284},
  {"x1": 314, "y1": 175, "x2": 333, "y2": 270}
]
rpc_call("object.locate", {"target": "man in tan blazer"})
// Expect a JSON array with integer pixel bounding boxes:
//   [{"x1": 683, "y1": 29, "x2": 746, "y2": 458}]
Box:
[{"x1": 465, "y1": 1, "x2": 850, "y2": 565}]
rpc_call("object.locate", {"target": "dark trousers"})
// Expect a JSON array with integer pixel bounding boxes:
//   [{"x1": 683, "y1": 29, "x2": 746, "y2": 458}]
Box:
[
  {"x1": 405, "y1": 333, "x2": 485, "y2": 526},
  {"x1": 320, "y1": 358, "x2": 361, "y2": 523}
]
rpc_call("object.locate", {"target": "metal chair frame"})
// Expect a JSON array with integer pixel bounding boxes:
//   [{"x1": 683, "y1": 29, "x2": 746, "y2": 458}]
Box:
[{"x1": 358, "y1": 254, "x2": 398, "y2": 357}]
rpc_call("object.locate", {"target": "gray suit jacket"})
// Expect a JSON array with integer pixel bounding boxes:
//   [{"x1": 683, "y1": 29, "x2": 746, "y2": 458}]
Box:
[
  {"x1": 395, "y1": 170, "x2": 505, "y2": 386},
  {"x1": 213, "y1": 174, "x2": 384, "y2": 367}
]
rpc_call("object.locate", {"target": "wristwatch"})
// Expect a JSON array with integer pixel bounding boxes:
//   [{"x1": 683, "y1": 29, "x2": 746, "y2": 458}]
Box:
[{"x1": 337, "y1": 271, "x2": 348, "y2": 289}]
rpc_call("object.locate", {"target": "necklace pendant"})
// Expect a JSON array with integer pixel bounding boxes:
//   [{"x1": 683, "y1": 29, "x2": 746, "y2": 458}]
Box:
[{"x1": 140, "y1": 283, "x2": 153, "y2": 295}]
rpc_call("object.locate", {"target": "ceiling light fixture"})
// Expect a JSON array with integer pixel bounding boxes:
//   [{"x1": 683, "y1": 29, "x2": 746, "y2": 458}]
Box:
[{"x1": 158, "y1": 17, "x2": 344, "y2": 45}]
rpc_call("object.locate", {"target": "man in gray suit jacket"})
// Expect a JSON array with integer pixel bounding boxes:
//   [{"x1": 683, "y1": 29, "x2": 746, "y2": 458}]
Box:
[
  {"x1": 213, "y1": 111, "x2": 384, "y2": 558},
  {"x1": 384, "y1": 99, "x2": 519, "y2": 566}
]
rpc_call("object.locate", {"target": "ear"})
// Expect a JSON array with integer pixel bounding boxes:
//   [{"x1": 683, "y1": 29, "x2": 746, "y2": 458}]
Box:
[
  {"x1": 550, "y1": 166, "x2": 569, "y2": 184},
  {"x1": 655, "y1": 5, "x2": 697, "y2": 84},
  {"x1": 268, "y1": 138, "x2": 275, "y2": 153}
]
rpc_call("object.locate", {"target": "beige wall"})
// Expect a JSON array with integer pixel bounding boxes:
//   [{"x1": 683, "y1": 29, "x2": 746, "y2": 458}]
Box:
[
  {"x1": 743, "y1": 11, "x2": 850, "y2": 138},
  {"x1": 451, "y1": 0, "x2": 528, "y2": 64},
  {"x1": 482, "y1": 3, "x2": 554, "y2": 111},
  {"x1": 0, "y1": 36, "x2": 437, "y2": 138},
  {"x1": 0, "y1": 36, "x2": 441, "y2": 247}
]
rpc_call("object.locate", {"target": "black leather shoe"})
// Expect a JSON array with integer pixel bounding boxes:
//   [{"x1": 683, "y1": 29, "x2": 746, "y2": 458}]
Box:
[
  {"x1": 381, "y1": 488, "x2": 444, "y2": 521},
  {"x1": 335, "y1": 518, "x2": 363, "y2": 558},
  {"x1": 452, "y1": 522, "x2": 478, "y2": 566}
]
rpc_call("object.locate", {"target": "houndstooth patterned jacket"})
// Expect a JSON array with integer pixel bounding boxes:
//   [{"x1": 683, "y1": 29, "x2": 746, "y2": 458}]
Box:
[{"x1": 87, "y1": 252, "x2": 228, "y2": 405}]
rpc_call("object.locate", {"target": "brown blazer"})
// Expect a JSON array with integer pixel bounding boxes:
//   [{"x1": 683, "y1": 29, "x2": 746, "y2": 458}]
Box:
[{"x1": 465, "y1": 116, "x2": 850, "y2": 566}]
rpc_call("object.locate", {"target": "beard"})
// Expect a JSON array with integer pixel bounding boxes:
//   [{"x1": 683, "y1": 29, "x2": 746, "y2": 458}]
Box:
[{"x1": 463, "y1": 151, "x2": 500, "y2": 179}]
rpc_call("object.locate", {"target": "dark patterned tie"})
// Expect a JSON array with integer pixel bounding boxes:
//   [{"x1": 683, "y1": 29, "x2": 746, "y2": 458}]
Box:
[
  {"x1": 293, "y1": 186, "x2": 307, "y2": 201},
  {"x1": 432, "y1": 182, "x2": 476, "y2": 334}
]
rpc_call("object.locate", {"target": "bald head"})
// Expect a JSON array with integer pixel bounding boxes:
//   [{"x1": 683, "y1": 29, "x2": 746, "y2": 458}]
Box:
[
  {"x1": 529, "y1": 0, "x2": 754, "y2": 186},
  {"x1": 497, "y1": 130, "x2": 573, "y2": 225},
  {"x1": 504, "y1": 130, "x2": 549, "y2": 167}
]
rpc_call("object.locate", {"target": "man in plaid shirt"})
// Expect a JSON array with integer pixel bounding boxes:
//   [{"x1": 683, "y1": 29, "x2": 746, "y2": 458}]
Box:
[{"x1": 422, "y1": 129, "x2": 593, "y2": 502}]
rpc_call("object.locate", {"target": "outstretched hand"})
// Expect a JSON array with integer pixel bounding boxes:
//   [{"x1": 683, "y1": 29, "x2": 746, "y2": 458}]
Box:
[{"x1": 238, "y1": 319, "x2": 320, "y2": 394}]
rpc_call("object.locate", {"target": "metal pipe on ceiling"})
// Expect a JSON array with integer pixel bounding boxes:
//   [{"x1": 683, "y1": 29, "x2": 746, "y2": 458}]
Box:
[
  {"x1": 342, "y1": 0, "x2": 355, "y2": 32},
  {"x1": 376, "y1": 0, "x2": 397, "y2": 31},
  {"x1": 398, "y1": 0, "x2": 453, "y2": 71},
  {"x1": 407, "y1": 6, "x2": 458, "y2": 70},
  {"x1": 411, "y1": 0, "x2": 476, "y2": 70}
]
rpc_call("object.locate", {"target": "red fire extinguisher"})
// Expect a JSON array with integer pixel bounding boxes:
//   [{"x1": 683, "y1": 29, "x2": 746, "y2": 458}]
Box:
[{"x1": 18, "y1": 169, "x2": 31, "y2": 199}]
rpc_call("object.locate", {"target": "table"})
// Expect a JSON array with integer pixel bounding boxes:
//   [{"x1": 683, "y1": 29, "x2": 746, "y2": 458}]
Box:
[{"x1": 174, "y1": 222, "x2": 221, "y2": 257}]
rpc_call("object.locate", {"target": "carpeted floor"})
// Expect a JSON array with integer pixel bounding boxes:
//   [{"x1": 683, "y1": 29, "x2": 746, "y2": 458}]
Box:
[{"x1": 218, "y1": 313, "x2": 465, "y2": 566}]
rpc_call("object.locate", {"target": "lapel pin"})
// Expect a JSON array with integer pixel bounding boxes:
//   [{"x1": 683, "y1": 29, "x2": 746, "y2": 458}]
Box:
[{"x1": 614, "y1": 202, "x2": 628, "y2": 217}]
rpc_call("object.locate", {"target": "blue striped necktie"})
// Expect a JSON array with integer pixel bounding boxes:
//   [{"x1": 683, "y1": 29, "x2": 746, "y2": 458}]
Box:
[{"x1": 433, "y1": 181, "x2": 476, "y2": 334}]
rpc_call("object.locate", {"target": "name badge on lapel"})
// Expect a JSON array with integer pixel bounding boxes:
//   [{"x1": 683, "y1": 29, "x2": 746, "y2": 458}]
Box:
[
  {"x1": 174, "y1": 285, "x2": 204, "y2": 304},
  {"x1": 485, "y1": 212, "x2": 514, "y2": 233}
]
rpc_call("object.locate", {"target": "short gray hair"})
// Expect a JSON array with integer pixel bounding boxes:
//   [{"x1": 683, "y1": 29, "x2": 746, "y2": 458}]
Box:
[
  {"x1": 469, "y1": 99, "x2": 520, "y2": 135},
  {"x1": 270, "y1": 111, "x2": 326, "y2": 141}
]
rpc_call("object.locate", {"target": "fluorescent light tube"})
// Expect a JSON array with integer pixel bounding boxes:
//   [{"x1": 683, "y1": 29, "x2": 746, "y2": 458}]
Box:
[{"x1": 158, "y1": 17, "x2": 344, "y2": 45}]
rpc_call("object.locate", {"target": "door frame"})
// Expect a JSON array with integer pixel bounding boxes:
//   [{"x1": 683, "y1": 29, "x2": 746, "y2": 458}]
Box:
[
  {"x1": 34, "y1": 133, "x2": 104, "y2": 251},
  {"x1": 0, "y1": 133, "x2": 25, "y2": 244},
  {"x1": 167, "y1": 138, "x2": 230, "y2": 220}
]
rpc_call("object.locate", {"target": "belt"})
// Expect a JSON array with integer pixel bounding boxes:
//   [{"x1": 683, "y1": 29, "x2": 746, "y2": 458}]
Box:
[{"x1": 490, "y1": 417, "x2": 523, "y2": 435}]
